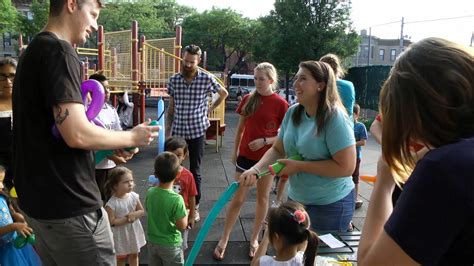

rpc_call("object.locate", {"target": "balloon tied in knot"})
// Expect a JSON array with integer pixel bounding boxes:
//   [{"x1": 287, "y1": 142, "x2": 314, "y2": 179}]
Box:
[{"x1": 52, "y1": 79, "x2": 105, "y2": 139}]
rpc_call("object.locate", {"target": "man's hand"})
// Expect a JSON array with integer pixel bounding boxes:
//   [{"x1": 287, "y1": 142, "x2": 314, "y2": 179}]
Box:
[
  {"x1": 108, "y1": 148, "x2": 139, "y2": 164},
  {"x1": 130, "y1": 119, "x2": 160, "y2": 146}
]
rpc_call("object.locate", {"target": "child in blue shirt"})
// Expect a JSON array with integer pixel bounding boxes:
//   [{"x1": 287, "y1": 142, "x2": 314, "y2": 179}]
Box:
[{"x1": 352, "y1": 104, "x2": 368, "y2": 209}]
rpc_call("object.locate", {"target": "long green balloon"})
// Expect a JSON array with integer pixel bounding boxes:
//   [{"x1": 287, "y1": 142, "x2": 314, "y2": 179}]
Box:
[
  {"x1": 95, "y1": 120, "x2": 159, "y2": 164},
  {"x1": 185, "y1": 182, "x2": 239, "y2": 266}
]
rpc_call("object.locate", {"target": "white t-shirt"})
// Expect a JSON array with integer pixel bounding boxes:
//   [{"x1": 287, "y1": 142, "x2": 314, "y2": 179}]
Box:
[
  {"x1": 259, "y1": 251, "x2": 304, "y2": 266},
  {"x1": 96, "y1": 103, "x2": 122, "y2": 169}
]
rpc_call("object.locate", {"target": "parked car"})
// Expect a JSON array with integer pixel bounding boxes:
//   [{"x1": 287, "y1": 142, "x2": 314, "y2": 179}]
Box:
[
  {"x1": 278, "y1": 89, "x2": 297, "y2": 105},
  {"x1": 228, "y1": 87, "x2": 252, "y2": 101}
]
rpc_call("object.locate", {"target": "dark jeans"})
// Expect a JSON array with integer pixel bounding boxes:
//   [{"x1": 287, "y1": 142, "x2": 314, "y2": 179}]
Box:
[{"x1": 186, "y1": 136, "x2": 205, "y2": 205}]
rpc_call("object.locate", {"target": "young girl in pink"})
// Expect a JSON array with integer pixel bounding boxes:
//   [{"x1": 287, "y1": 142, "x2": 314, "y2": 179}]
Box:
[{"x1": 105, "y1": 167, "x2": 146, "y2": 266}]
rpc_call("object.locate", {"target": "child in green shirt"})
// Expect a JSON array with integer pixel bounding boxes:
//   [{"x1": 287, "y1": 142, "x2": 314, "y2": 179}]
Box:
[{"x1": 146, "y1": 152, "x2": 188, "y2": 265}]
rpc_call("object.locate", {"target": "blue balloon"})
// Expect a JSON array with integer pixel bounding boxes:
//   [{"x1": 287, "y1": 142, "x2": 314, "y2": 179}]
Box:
[
  {"x1": 147, "y1": 175, "x2": 159, "y2": 185},
  {"x1": 185, "y1": 182, "x2": 239, "y2": 266},
  {"x1": 157, "y1": 97, "x2": 165, "y2": 154}
]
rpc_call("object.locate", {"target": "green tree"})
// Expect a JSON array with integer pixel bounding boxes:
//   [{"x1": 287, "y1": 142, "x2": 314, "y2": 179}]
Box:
[
  {"x1": 253, "y1": 0, "x2": 360, "y2": 81},
  {"x1": 181, "y1": 8, "x2": 257, "y2": 73},
  {"x1": 98, "y1": 2, "x2": 167, "y2": 39},
  {"x1": 17, "y1": 0, "x2": 49, "y2": 41},
  {"x1": 154, "y1": 1, "x2": 196, "y2": 33},
  {"x1": 0, "y1": 0, "x2": 19, "y2": 34},
  {"x1": 98, "y1": 1, "x2": 194, "y2": 39}
]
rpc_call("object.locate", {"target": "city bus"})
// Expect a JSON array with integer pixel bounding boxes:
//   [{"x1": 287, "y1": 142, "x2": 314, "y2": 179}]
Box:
[{"x1": 228, "y1": 74, "x2": 255, "y2": 101}]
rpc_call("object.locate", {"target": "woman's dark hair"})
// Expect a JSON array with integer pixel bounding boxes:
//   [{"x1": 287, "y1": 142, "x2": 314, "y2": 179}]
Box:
[
  {"x1": 380, "y1": 37, "x2": 474, "y2": 182},
  {"x1": 154, "y1": 152, "x2": 180, "y2": 183},
  {"x1": 117, "y1": 93, "x2": 128, "y2": 113},
  {"x1": 268, "y1": 201, "x2": 319, "y2": 266},
  {"x1": 292, "y1": 61, "x2": 345, "y2": 135},
  {"x1": 89, "y1": 72, "x2": 107, "y2": 83},
  {"x1": 183, "y1": 44, "x2": 202, "y2": 57},
  {"x1": 165, "y1": 136, "x2": 188, "y2": 155},
  {"x1": 104, "y1": 166, "x2": 132, "y2": 201}
]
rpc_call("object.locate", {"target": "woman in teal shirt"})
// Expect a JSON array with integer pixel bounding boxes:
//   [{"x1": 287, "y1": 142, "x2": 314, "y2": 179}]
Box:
[{"x1": 240, "y1": 61, "x2": 356, "y2": 231}]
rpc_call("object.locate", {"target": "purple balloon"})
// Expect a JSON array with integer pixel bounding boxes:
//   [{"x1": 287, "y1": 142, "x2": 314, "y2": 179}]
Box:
[
  {"x1": 52, "y1": 79, "x2": 106, "y2": 139},
  {"x1": 92, "y1": 117, "x2": 105, "y2": 128},
  {"x1": 81, "y1": 79, "x2": 105, "y2": 121}
]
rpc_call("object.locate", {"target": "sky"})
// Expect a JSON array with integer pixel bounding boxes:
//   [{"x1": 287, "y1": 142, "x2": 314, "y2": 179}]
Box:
[{"x1": 175, "y1": 0, "x2": 474, "y2": 46}]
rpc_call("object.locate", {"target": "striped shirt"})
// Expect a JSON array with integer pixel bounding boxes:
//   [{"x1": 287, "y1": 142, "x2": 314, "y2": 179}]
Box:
[{"x1": 168, "y1": 70, "x2": 221, "y2": 139}]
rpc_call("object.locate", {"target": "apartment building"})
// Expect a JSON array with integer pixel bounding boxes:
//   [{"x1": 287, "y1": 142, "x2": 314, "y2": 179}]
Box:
[{"x1": 350, "y1": 29, "x2": 412, "y2": 67}]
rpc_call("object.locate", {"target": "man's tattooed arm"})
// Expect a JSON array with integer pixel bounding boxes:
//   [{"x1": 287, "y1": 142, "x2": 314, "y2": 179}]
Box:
[{"x1": 54, "y1": 105, "x2": 70, "y2": 125}]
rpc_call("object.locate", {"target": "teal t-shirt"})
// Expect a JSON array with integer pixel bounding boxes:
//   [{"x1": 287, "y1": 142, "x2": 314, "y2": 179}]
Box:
[
  {"x1": 146, "y1": 187, "x2": 187, "y2": 247},
  {"x1": 336, "y1": 79, "x2": 355, "y2": 124},
  {"x1": 279, "y1": 105, "x2": 355, "y2": 205}
]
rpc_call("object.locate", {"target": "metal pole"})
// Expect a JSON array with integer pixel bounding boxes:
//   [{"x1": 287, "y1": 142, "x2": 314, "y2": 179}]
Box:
[
  {"x1": 98, "y1": 25, "x2": 104, "y2": 71},
  {"x1": 367, "y1": 27, "x2": 371, "y2": 66},
  {"x1": 400, "y1": 17, "x2": 405, "y2": 53}
]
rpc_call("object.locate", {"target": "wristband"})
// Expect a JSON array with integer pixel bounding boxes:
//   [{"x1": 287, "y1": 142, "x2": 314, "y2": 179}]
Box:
[{"x1": 252, "y1": 166, "x2": 260, "y2": 175}]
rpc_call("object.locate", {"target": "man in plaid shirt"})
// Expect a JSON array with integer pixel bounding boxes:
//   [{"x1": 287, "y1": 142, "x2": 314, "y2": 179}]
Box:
[{"x1": 166, "y1": 44, "x2": 228, "y2": 221}]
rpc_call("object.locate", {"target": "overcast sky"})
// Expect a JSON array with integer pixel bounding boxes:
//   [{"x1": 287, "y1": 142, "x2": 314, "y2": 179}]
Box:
[{"x1": 176, "y1": 0, "x2": 474, "y2": 46}]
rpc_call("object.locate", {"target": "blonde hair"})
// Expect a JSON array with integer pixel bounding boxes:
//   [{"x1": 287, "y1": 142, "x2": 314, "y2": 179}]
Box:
[
  {"x1": 320, "y1": 53, "x2": 346, "y2": 78},
  {"x1": 292, "y1": 61, "x2": 346, "y2": 135},
  {"x1": 380, "y1": 37, "x2": 474, "y2": 183},
  {"x1": 241, "y1": 62, "x2": 278, "y2": 116}
]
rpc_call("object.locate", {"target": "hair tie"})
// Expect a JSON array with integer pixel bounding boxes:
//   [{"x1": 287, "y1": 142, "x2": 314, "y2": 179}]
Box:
[
  {"x1": 292, "y1": 209, "x2": 306, "y2": 224},
  {"x1": 290, "y1": 209, "x2": 311, "y2": 230}
]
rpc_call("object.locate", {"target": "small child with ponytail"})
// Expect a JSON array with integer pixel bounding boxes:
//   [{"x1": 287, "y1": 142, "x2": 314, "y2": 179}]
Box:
[{"x1": 251, "y1": 201, "x2": 319, "y2": 266}]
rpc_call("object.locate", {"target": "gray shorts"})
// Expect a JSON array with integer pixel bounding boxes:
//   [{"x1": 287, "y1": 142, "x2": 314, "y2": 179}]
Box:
[
  {"x1": 27, "y1": 208, "x2": 115, "y2": 266},
  {"x1": 148, "y1": 242, "x2": 184, "y2": 266}
]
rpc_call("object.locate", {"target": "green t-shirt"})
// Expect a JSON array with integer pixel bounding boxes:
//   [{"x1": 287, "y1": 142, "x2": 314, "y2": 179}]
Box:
[{"x1": 146, "y1": 187, "x2": 187, "y2": 246}]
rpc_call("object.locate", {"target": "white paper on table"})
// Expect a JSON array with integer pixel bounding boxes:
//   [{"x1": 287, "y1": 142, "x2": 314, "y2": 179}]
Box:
[{"x1": 319, "y1": 233, "x2": 345, "y2": 248}]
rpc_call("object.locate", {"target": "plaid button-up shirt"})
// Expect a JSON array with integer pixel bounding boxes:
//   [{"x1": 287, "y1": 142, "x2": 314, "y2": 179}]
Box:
[{"x1": 168, "y1": 70, "x2": 221, "y2": 139}]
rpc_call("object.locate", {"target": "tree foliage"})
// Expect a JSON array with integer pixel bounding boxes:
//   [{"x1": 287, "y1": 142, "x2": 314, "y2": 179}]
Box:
[
  {"x1": 253, "y1": 0, "x2": 360, "y2": 76},
  {"x1": 98, "y1": 1, "x2": 195, "y2": 39},
  {"x1": 1, "y1": 0, "x2": 19, "y2": 34},
  {"x1": 181, "y1": 8, "x2": 257, "y2": 73},
  {"x1": 17, "y1": 0, "x2": 49, "y2": 41}
]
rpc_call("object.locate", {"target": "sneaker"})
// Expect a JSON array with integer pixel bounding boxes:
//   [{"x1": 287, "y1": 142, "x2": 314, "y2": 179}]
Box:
[
  {"x1": 355, "y1": 200, "x2": 363, "y2": 209},
  {"x1": 194, "y1": 208, "x2": 200, "y2": 222}
]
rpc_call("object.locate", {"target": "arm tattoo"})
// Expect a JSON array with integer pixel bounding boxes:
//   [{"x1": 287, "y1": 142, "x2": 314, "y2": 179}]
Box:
[{"x1": 54, "y1": 105, "x2": 70, "y2": 125}]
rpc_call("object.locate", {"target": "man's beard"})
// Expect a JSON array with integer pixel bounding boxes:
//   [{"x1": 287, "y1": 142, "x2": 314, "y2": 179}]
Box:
[{"x1": 182, "y1": 66, "x2": 197, "y2": 79}]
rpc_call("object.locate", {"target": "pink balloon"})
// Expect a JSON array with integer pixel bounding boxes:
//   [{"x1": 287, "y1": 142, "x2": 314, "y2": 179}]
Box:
[{"x1": 52, "y1": 79, "x2": 106, "y2": 139}]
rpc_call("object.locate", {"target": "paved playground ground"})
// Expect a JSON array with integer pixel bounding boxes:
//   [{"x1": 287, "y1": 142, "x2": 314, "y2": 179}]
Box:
[{"x1": 127, "y1": 101, "x2": 380, "y2": 265}]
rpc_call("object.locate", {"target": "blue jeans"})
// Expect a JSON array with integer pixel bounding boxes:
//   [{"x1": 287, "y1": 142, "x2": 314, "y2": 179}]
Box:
[{"x1": 291, "y1": 189, "x2": 355, "y2": 232}]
